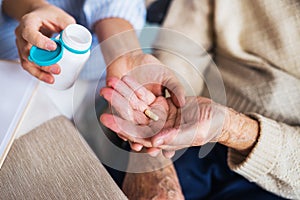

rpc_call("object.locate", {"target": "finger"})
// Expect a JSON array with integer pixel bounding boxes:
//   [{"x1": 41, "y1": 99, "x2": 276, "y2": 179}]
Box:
[
  {"x1": 169, "y1": 89, "x2": 185, "y2": 108},
  {"x1": 130, "y1": 142, "x2": 143, "y2": 152},
  {"x1": 163, "y1": 76, "x2": 186, "y2": 107},
  {"x1": 21, "y1": 21, "x2": 57, "y2": 51},
  {"x1": 100, "y1": 87, "x2": 148, "y2": 124},
  {"x1": 145, "y1": 97, "x2": 169, "y2": 133},
  {"x1": 154, "y1": 124, "x2": 201, "y2": 149},
  {"x1": 117, "y1": 134, "x2": 128, "y2": 141},
  {"x1": 151, "y1": 128, "x2": 179, "y2": 147},
  {"x1": 122, "y1": 75, "x2": 156, "y2": 105},
  {"x1": 107, "y1": 77, "x2": 148, "y2": 112},
  {"x1": 20, "y1": 7, "x2": 75, "y2": 51},
  {"x1": 162, "y1": 150, "x2": 175, "y2": 158},
  {"x1": 146, "y1": 148, "x2": 161, "y2": 157},
  {"x1": 22, "y1": 60, "x2": 54, "y2": 83},
  {"x1": 15, "y1": 29, "x2": 55, "y2": 82},
  {"x1": 149, "y1": 96, "x2": 168, "y2": 117},
  {"x1": 18, "y1": 30, "x2": 61, "y2": 75},
  {"x1": 133, "y1": 111, "x2": 150, "y2": 125},
  {"x1": 16, "y1": 38, "x2": 54, "y2": 83},
  {"x1": 40, "y1": 64, "x2": 61, "y2": 74},
  {"x1": 100, "y1": 114, "x2": 153, "y2": 147},
  {"x1": 15, "y1": 30, "x2": 32, "y2": 62},
  {"x1": 100, "y1": 87, "x2": 134, "y2": 120}
]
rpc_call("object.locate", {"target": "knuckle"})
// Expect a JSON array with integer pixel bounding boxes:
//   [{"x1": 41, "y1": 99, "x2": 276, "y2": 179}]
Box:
[
  {"x1": 21, "y1": 62, "x2": 29, "y2": 70},
  {"x1": 22, "y1": 62, "x2": 34, "y2": 74},
  {"x1": 20, "y1": 47, "x2": 29, "y2": 62},
  {"x1": 37, "y1": 73, "x2": 44, "y2": 80},
  {"x1": 41, "y1": 66, "x2": 51, "y2": 73},
  {"x1": 34, "y1": 37, "x2": 44, "y2": 48},
  {"x1": 21, "y1": 13, "x2": 30, "y2": 22},
  {"x1": 21, "y1": 45, "x2": 30, "y2": 54},
  {"x1": 14, "y1": 26, "x2": 21, "y2": 36},
  {"x1": 21, "y1": 28, "x2": 30, "y2": 41},
  {"x1": 15, "y1": 39, "x2": 19, "y2": 48},
  {"x1": 22, "y1": 62, "x2": 40, "y2": 79}
]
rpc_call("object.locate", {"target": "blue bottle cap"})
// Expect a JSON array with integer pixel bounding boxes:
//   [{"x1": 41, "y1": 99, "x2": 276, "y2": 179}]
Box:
[{"x1": 28, "y1": 39, "x2": 63, "y2": 66}]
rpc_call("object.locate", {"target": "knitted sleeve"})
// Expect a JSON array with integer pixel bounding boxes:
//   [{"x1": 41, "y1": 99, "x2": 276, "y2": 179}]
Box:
[
  {"x1": 152, "y1": 0, "x2": 214, "y2": 96},
  {"x1": 228, "y1": 113, "x2": 300, "y2": 199}
]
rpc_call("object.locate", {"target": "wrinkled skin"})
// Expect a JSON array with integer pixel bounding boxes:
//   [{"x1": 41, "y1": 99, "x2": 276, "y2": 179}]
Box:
[{"x1": 100, "y1": 76, "x2": 226, "y2": 158}]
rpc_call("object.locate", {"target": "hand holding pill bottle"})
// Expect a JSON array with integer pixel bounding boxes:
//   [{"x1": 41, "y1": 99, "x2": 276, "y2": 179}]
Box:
[{"x1": 28, "y1": 24, "x2": 92, "y2": 90}]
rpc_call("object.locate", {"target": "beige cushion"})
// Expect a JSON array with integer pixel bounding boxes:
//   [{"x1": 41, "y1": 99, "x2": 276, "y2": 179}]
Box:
[{"x1": 0, "y1": 116, "x2": 127, "y2": 200}]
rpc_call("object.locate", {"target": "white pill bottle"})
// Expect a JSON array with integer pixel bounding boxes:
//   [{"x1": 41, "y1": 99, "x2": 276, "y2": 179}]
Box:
[{"x1": 29, "y1": 24, "x2": 92, "y2": 90}]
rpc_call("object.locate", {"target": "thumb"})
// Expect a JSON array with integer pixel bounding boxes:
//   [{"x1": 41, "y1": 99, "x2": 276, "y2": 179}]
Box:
[
  {"x1": 23, "y1": 14, "x2": 75, "y2": 51},
  {"x1": 169, "y1": 87, "x2": 185, "y2": 108},
  {"x1": 22, "y1": 24, "x2": 57, "y2": 51},
  {"x1": 163, "y1": 76, "x2": 185, "y2": 107},
  {"x1": 151, "y1": 128, "x2": 179, "y2": 147},
  {"x1": 152, "y1": 124, "x2": 200, "y2": 149}
]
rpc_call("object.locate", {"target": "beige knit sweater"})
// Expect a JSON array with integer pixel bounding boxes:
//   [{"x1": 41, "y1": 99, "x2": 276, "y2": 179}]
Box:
[{"x1": 154, "y1": 0, "x2": 300, "y2": 199}]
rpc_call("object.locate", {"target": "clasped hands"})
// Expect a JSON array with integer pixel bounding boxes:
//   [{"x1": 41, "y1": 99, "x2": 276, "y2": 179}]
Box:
[{"x1": 100, "y1": 69, "x2": 227, "y2": 158}]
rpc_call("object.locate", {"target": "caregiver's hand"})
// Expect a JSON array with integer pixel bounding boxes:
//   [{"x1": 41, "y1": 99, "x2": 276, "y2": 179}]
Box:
[
  {"x1": 103, "y1": 54, "x2": 186, "y2": 153},
  {"x1": 95, "y1": 19, "x2": 185, "y2": 107},
  {"x1": 14, "y1": 2, "x2": 75, "y2": 83},
  {"x1": 100, "y1": 75, "x2": 168, "y2": 155},
  {"x1": 106, "y1": 52, "x2": 186, "y2": 107}
]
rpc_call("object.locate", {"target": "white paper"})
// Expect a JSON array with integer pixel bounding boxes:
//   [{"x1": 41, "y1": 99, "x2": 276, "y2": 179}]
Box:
[{"x1": 0, "y1": 60, "x2": 37, "y2": 168}]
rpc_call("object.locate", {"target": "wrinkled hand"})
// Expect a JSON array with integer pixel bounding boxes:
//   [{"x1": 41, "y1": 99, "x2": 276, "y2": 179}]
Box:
[
  {"x1": 100, "y1": 76, "x2": 227, "y2": 158},
  {"x1": 15, "y1": 2, "x2": 75, "y2": 83}
]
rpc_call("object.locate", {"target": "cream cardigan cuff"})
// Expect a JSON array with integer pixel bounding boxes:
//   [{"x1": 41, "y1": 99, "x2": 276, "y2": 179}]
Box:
[{"x1": 227, "y1": 113, "x2": 282, "y2": 182}]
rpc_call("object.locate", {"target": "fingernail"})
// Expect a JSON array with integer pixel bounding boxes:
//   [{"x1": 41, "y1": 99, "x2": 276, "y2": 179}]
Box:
[
  {"x1": 149, "y1": 150, "x2": 160, "y2": 157},
  {"x1": 153, "y1": 138, "x2": 164, "y2": 147},
  {"x1": 180, "y1": 96, "x2": 186, "y2": 106},
  {"x1": 101, "y1": 92, "x2": 108, "y2": 100},
  {"x1": 44, "y1": 76, "x2": 54, "y2": 84},
  {"x1": 165, "y1": 151, "x2": 175, "y2": 159},
  {"x1": 100, "y1": 89, "x2": 105, "y2": 96},
  {"x1": 135, "y1": 145, "x2": 143, "y2": 152},
  {"x1": 107, "y1": 80, "x2": 113, "y2": 87},
  {"x1": 100, "y1": 115, "x2": 107, "y2": 123},
  {"x1": 46, "y1": 42, "x2": 57, "y2": 51},
  {"x1": 50, "y1": 66, "x2": 59, "y2": 74}
]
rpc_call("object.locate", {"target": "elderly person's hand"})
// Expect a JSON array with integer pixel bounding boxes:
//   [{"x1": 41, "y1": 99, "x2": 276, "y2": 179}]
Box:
[
  {"x1": 101, "y1": 76, "x2": 260, "y2": 158},
  {"x1": 14, "y1": 2, "x2": 75, "y2": 83}
]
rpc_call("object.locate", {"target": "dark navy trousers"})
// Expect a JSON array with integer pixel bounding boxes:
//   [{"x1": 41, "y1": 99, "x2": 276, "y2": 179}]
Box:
[
  {"x1": 106, "y1": 143, "x2": 286, "y2": 200},
  {"x1": 173, "y1": 144, "x2": 285, "y2": 200}
]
